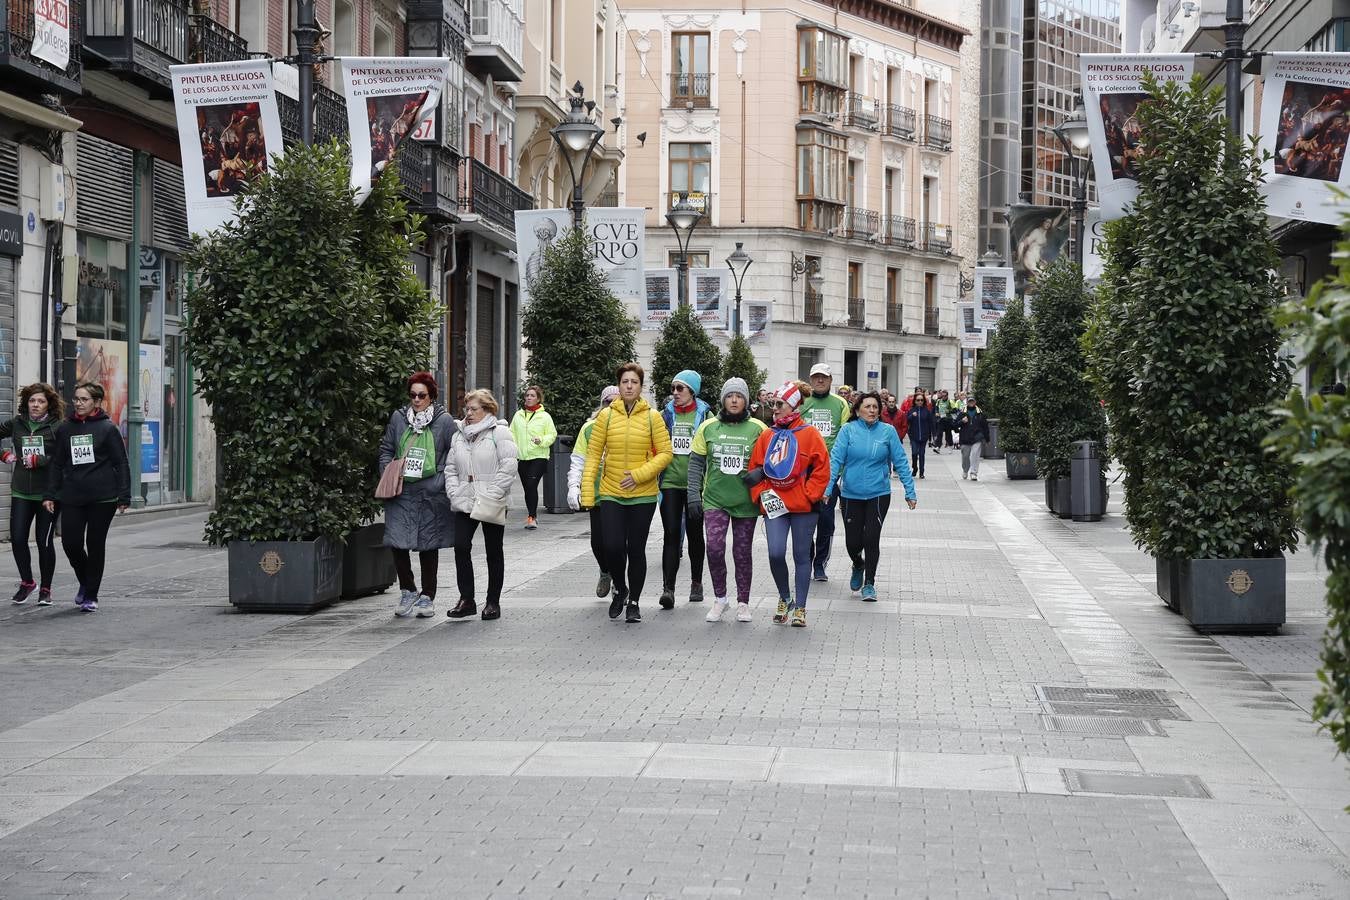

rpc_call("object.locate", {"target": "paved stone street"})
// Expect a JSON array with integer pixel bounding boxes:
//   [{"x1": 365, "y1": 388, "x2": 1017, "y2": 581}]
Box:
[{"x1": 0, "y1": 451, "x2": 1347, "y2": 899}]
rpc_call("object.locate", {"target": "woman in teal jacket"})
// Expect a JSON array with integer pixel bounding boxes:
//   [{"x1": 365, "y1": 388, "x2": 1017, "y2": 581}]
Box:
[
  {"x1": 509, "y1": 385, "x2": 557, "y2": 530},
  {"x1": 825, "y1": 391, "x2": 917, "y2": 601}
]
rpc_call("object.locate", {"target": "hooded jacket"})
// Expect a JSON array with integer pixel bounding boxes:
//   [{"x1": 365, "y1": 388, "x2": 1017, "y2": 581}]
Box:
[
  {"x1": 660, "y1": 396, "x2": 711, "y2": 490},
  {"x1": 581, "y1": 397, "x2": 674, "y2": 507},
  {"x1": 747, "y1": 419, "x2": 830, "y2": 514},
  {"x1": 0, "y1": 414, "x2": 59, "y2": 500},
  {"x1": 445, "y1": 416, "x2": 518, "y2": 514},
  {"x1": 509, "y1": 406, "x2": 557, "y2": 462},
  {"x1": 45, "y1": 410, "x2": 131, "y2": 507}
]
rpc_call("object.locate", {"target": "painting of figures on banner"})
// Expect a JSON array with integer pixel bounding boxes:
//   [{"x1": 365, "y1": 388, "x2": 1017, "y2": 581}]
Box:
[
  {"x1": 1099, "y1": 93, "x2": 1148, "y2": 180},
  {"x1": 1272, "y1": 82, "x2": 1350, "y2": 182},
  {"x1": 1260, "y1": 54, "x2": 1350, "y2": 224},
  {"x1": 197, "y1": 101, "x2": 268, "y2": 198},
  {"x1": 366, "y1": 93, "x2": 427, "y2": 180}
]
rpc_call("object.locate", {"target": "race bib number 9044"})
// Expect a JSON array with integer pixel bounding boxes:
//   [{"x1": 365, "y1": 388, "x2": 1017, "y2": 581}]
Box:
[{"x1": 70, "y1": 434, "x2": 95, "y2": 466}]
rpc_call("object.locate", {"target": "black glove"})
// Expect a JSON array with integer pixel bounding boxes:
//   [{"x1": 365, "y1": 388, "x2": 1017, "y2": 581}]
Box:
[
  {"x1": 740, "y1": 467, "x2": 765, "y2": 487},
  {"x1": 687, "y1": 500, "x2": 704, "y2": 522},
  {"x1": 812, "y1": 499, "x2": 827, "y2": 515}
]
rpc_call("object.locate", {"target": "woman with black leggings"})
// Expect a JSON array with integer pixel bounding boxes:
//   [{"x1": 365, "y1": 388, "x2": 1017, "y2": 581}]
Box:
[
  {"x1": 509, "y1": 385, "x2": 556, "y2": 530},
  {"x1": 4, "y1": 383, "x2": 62, "y2": 605},
  {"x1": 43, "y1": 382, "x2": 130, "y2": 612},
  {"x1": 581, "y1": 363, "x2": 673, "y2": 624}
]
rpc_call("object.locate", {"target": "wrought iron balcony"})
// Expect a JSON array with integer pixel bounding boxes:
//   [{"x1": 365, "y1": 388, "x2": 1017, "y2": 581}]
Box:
[
  {"x1": 920, "y1": 221, "x2": 951, "y2": 252},
  {"x1": 842, "y1": 92, "x2": 878, "y2": 129},
  {"x1": 923, "y1": 307, "x2": 940, "y2": 336},
  {"x1": 459, "y1": 157, "x2": 532, "y2": 231},
  {"x1": 1, "y1": 0, "x2": 84, "y2": 94},
  {"x1": 187, "y1": 13, "x2": 246, "y2": 63},
  {"x1": 314, "y1": 84, "x2": 346, "y2": 143},
  {"x1": 84, "y1": 0, "x2": 189, "y2": 95},
  {"x1": 838, "y1": 207, "x2": 879, "y2": 240},
  {"x1": 410, "y1": 143, "x2": 461, "y2": 221},
  {"x1": 923, "y1": 114, "x2": 952, "y2": 150},
  {"x1": 847, "y1": 296, "x2": 866, "y2": 328},
  {"x1": 886, "y1": 302, "x2": 904, "y2": 332},
  {"x1": 884, "y1": 215, "x2": 916, "y2": 247},
  {"x1": 804, "y1": 289, "x2": 823, "y2": 326},
  {"x1": 594, "y1": 189, "x2": 619, "y2": 208},
  {"x1": 670, "y1": 72, "x2": 711, "y2": 108},
  {"x1": 884, "y1": 104, "x2": 916, "y2": 140},
  {"x1": 395, "y1": 139, "x2": 430, "y2": 208}
]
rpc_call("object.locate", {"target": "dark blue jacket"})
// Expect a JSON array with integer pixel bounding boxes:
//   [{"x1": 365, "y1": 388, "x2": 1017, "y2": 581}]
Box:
[{"x1": 906, "y1": 405, "x2": 935, "y2": 444}]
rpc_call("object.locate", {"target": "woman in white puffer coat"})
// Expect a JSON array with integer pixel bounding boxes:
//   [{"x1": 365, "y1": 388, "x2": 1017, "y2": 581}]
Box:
[{"x1": 444, "y1": 389, "x2": 518, "y2": 622}]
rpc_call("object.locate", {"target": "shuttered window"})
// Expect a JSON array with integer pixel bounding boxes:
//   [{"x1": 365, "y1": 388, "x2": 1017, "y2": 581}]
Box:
[
  {"x1": 152, "y1": 161, "x2": 189, "y2": 251},
  {"x1": 0, "y1": 258, "x2": 16, "y2": 521},
  {"x1": 75, "y1": 134, "x2": 135, "y2": 241},
  {"x1": 0, "y1": 140, "x2": 18, "y2": 209},
  {"x1": 475, "y1": 279, "x2": 495, "y2": 392}
]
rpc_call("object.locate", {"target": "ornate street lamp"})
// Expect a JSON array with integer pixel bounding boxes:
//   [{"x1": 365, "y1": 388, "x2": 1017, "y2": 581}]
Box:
[
  {"x1": 549, "y1": 82, "x2": 605, "y2": 227},
  {"x1": 725, "y1": 242, "x2": 753, "y2": 336},
  {"x1": 666, "y1": 191, "x2": 703, "y2": 308},
  {"x1": 1052, "y1": 91, "x2": 1092, "y2": 267}
]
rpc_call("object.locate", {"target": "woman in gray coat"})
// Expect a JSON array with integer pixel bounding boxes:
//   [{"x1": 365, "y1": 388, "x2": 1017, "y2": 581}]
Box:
[{"x1": 378, "y1": 372, "x2": 457, "y2": 618}]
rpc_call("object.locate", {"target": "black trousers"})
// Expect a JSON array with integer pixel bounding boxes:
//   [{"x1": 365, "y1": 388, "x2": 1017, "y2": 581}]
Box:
[
  {"x1": 392, "y1": 549, "x2": 439, "y2": 600},
  {"x1": 61, "y1": 502, "x2": 117, "y2": 601},
  {"x1": 589, "y1": 506, "x2": 606, "y2": 573},
  {"x1": 518, "y1": 458, "x2": 547, "y2": 518},
  {"x1": 599, "y1": 500, "x2": 657, "y2": 603},
  {"x1": 454, "y1": 511, "x2": 505, "y2": 605},
  {"x1": 11, "y1": 497, "x2": 57, "y2": 588},
  {"x1": 841, "y1": 495, "x2": 891, "y2": 585},
  {"x1": 659, "y1": 487, "x2": 704, "y2": 589}
]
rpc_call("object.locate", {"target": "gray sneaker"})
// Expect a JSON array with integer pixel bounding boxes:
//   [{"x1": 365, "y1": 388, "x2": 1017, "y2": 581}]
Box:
[
  {"x1": 414, "y1": 594, "x2": 435, "y2": 618},
  {"x1": 395, "y1": 590, "x2": 418, "y2": 617}
]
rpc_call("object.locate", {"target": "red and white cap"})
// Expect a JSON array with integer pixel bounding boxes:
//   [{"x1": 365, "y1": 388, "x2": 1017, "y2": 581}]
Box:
[{"x1": 775, "y1": 381, "x2": 803, "y2": 410}]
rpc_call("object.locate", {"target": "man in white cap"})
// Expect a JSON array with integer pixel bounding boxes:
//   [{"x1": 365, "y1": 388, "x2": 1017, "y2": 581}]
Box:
[{"x1": 798, "y1": 362, "x2": 851, "y2": 581}]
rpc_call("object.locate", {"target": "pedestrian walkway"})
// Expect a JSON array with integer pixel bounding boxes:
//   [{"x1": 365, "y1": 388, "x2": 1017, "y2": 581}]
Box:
[{"x1": 0, "y1": 452, "x2": 1345, "y2": 898}]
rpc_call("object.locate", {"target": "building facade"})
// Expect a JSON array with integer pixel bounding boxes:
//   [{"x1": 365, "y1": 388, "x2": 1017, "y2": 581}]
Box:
[{"x1": 618, "y1": 1, "x2": 975, "y2": 396}]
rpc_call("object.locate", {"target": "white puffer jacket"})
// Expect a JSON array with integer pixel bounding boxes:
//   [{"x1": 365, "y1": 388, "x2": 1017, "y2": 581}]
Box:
[{"x1": 444, "y1": 417, "x2": 519, "y2": 514}]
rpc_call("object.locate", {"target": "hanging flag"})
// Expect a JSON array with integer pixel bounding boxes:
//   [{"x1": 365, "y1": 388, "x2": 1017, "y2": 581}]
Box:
[
  {"x1": 340, "y1": 57, "x2": 451, "y2": 204},
  {"x1": 690, "y1": 268, "x2": 730, "y2": 330},
  {"x1": 974, "y1": 265, "x2": 1014, "y2": 328},
  {"x1": 31, "y1": 0, "x2": 70, "y2": 71},
  {"x1": 584, "y1": 208, "x2": 646, "y2": 299},
  {"x1": 1007, "y1": 204, "x2": 1070, "y2": 288},
  {"x1": 959, "y1": 303, "x2": 987, "y2": 349},
  {"x1": 1080, "y1": 54, "x2": 1194, "y2": 220},
  {"x1": 514, "y1": 209, "x2": 571, "y2": 305},
  {"x1": 169, "y1": 59, "x2": 284, "y2": 236},
  {"x1": 1082, "y1": 208, "x2": 1106, "y2": 282},
  {"x1": 743, "y1": 300, "x2": 771, "y2": 343},
  {"x1": 643, "y1": 269, "x2": 676, "y2": 330},
  {"x1": 1259, "y1": 53, "x2": 1350, "y2": 225}
]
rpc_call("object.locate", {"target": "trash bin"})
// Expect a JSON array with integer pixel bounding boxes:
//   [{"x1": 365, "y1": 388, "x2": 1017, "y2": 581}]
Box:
[
  {"x1": 981, "y1": 418, "x2": 1005, "y2": 459},
  {"x1": 543, "y1": 435, "x2": 575, "y2": 514},
  {"x1": 1070, "y1": 440, "x2": 1104, "y2": 522}
]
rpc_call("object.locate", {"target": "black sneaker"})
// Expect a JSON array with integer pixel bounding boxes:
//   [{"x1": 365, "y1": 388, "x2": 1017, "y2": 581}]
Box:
[
  {"x1": 689, "y1": 582, "x2": 704, "y2": 603},
  {"x1": 35, "y1": 589, "x2": 52, "y2": 606},
  {"x1": 595, "y1": 573, "x2": 612, "y2": 598},
  {"x1": 11, "y1": 582, "x2": 35, "y2": 605},
  {"x1": 625, "y1": 601, "x2": 642, "y2": 623},
  {"x1": 608, "y1": 591, "x2": 627, "y2": 620},
  {"x1": 658, "y1": 587, "x2": 675, "y2": 610}
]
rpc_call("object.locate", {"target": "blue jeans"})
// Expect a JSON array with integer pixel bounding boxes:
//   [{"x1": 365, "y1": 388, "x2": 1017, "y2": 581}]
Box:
[
  {"x1": 766, "y1": 510, "x2": 819, "y2": 608},
  {"x1": 811, "y1": 482, "x2": 839, "y2": 572}
]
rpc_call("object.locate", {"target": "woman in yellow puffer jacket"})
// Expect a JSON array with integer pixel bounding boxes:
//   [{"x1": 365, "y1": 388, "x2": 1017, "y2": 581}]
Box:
[{"x1": 581, "y1": 362, "x2": 673, "y2": 623}]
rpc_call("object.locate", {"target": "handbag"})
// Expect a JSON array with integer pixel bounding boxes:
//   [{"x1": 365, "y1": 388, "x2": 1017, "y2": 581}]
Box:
[
  {"x1": 470, "y1": 492, "x2": 508, "y2": 526},
  {"x1": 375, "y1": 457, "x2": 405, "y2": 499}
]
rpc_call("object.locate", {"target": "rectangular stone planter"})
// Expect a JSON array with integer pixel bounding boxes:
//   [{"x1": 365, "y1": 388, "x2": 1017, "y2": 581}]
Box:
[
  {"x1": 1155, "y1": 557, "x2": 1181, "y2": 613},
  {"x1": 228, "y1": 536, "x2": 345, "y2": 614},
  {"x1": 1178, "y1": 556, "x2": 1285, "y2": 634},
  {"x1": 1045, "y1": 477, "x2": 1071, "y2": 518},
  {"x1": 341, "y1": 522, "x2": 396, "y2": 600},
  {"x1": 1005, "y1": 451, "x2": 1039, "y2": 480}
]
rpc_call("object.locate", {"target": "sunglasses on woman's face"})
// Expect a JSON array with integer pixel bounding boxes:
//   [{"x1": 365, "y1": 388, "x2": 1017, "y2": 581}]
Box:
[{"x1": 409, "y1": 391, "x2": 429, "y2": 400}]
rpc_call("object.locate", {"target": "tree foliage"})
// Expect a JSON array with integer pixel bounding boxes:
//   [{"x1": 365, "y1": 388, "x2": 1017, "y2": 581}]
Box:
[
  {"x1": 721, "y1": 333, "x2": 767, "y2": 402},
  {"x1": 650, "y1": 303, "x2": 723, "y2": 408},
  {"x1": 979, "y1": 300, "x2": 1033, "y2": 452},
  {"x1": 1028, "y1": 257, "x2": 1107, "y2": 479},
  {"x1": 521, "y1": 226, "x2": 637, "y2": 437},
  {"x1": 185, "y1": 141, "x2": 440, "y2": 544},
  {"x1": 1087, "y1": 74, "x2": 1295, "y2": 560}
]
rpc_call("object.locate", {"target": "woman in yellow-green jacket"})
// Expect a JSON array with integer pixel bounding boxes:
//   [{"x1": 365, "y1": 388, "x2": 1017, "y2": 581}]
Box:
[
  {"x1": 581, "y1": 362, "x2": 673, "y2": 624},
  {"x1": 509, "y1": 384, "x2": 557, "y2": 530}
]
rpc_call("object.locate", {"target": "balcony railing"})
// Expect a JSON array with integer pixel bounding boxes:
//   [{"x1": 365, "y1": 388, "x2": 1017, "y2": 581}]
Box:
[
  {"x1": 838, "y1": 207, "x2": 879, "y2": 240},
  {"x1": 314, "y1": 84, "x2": 346, "y2": 143},
  {"x1": 842, "y1": 91, "x2": 878, "y2": 129},
  {"x1": 671, "y1": 72, "x2": 712, "y2": 107},
  {"x1": 847, "y1": 296, "x2": 865, "y2": 328},
  {"x1": 667, "y1": 190, "x2": 711, "y2": 217},
  {"x1": 413, "y1": 143, "x2": 461, "y2": 220},
  {"x1": 923, "y1": 114, "x2": 952, "y2": 150},
  {"x1": 884, "y1": 104, "x2": 916, "y2": 140},
  {"x1": 188, "y1": 12, "x2": 246, "y2": 63},
  {"x1": 884, "y1": 215, "x2": 916, "y2": 247},
  {"x1": 468, "y1": 0, "x2": 523, "y2": 81},
  {"x1": 594, "y1": 190, "x2": 619, "y2": 207},
  {"x1": 804, "y1": 290, "x2": 823, "y2": 325},
  {"x1": 85, "y1": 0, "x2": 188, "y2": 92},
  {"x1": 396, "y1": 140, "x2": 430, "y2": 207},
  {"x1": 2, "y1": 0, "x2": 85, "y2": 94},
  {"x1": 460, "y1": 157, "x2": 532, "y2": 231},
  {"x1": 923, "y1": 308, "x2": 940, "y2": 336},
  {"x1": 920, "y1": 222, "x2": 951, "y2": 252},
  {"x1": 886, "y1": 302, "x2": 904, "y2": 331}
]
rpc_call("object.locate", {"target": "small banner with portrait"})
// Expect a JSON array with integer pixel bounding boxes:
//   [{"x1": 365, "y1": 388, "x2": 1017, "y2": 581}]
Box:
[
  {"x1": 1259, "y1": 53, "x2": 1350, "y2": 225},
  {"x1": 169, "y1": 59, "x2": 285, "y2": 236},
  {"x1": 743, "y1": 300, "x2": 772, "y2": 343},
  {"x1": 1007, "y1": 204, "x2": 1070, "y2": 290},
  {"x1": 959, "y1": 304, "x2": 987, "y2": 350},
  {"x1": 690, "y1": 268, "x2": 730, "y2": 331},
  {"x1": 340, "y1": 57, "x2": 450, "y2": 204},
  {"x1": 1080, "y1": 53, "x2": 1194, "y2": 220},
  {"x1": 643, "y1": 269, "x2": 677, "y2": 330},
  {"x1": 973, "y1": 266, "x2": 1014, "y2": 328},
  {"x1": 514, "y1": 209, "x2": 571, "y2": 306}
]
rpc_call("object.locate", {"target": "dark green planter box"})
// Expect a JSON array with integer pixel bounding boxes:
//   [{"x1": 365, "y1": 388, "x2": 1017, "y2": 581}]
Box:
[
  {"x1": 228, "y1": 536, "x2": 345, "y2": 613},
  {"x1": 1045, "y1": 477, "x2": 1071, "y2": 517},
  {"x1": 1178, "y1": 556, "x2": 1284, "y2": 634},
  {"x1": 1155, "y1": 557, "x2": 1181, "y2": 613},
  {"x1": 981, "y1": 419, "x2": 1005, "y2": 459},
  {"x1": 341, "y1": 523, "x2": 395, "y2": 600},
  {"x1": 1005, "y1": 451, "x2": 1038, "y2": 480}
]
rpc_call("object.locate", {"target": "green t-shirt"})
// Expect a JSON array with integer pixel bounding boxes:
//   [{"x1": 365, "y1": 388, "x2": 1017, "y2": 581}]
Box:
[
  {"x1": 692, "y1": 417, "x2": 767, "y2": 518},
  {"x1": 798, "y1": 393, "x2": 850, "y2": 451},
  {"x1": 660, "y1": 408, "x2": 700, "y2": 490}
]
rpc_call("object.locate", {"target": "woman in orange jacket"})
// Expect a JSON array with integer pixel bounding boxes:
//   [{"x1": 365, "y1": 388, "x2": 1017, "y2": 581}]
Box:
[{"x1": 744, "y1": 381, "x2": 831, "y2": 627}]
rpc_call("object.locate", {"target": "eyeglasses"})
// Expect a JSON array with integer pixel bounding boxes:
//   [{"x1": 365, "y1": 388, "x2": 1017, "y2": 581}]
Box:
[{"x1": 409, "y1": 391, "x2": 429, "y2": 400}]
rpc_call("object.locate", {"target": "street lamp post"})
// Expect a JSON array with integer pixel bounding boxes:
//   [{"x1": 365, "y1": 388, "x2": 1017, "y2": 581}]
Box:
[
  {"x1": 725, "y1": 242, "x2": 753, "y2": 336},
  {"x1": 1052, "y1": 92, "x2": 1092, "y2": 268},
  {"x1": 666, "y1": 191, "x2": 703, "y2": 308},
  {"x1": 294, "y1": 1, "x2": 319, "y2": 146},
  {"x1": 549, "y1": 82, "x2": 606, "y2": 227}
]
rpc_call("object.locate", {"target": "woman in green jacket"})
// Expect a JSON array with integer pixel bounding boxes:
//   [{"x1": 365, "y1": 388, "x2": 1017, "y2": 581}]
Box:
[
  {"x1": 509, "y1": 385, "x2": 557, "y2": 530},
  {"x1": 2, "y1": 383, "x2": 63, "y2": 605}
]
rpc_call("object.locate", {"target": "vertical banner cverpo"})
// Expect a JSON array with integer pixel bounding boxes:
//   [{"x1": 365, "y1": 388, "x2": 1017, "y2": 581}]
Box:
[
  {"x1": 340, "y1": 57, "x2": 450, "y2": 204},
  {"x1": 584, "y1": 208, "x2": 646, "y2": 299},
  {"x1": 1080, "y1": 54, "x2": 1193, "y2": 220},
  {"x1": 1259, "y1": 53, "x2": 1350, "y2": 225},
  {"x1": 690, "y1": 268, "x2": 730, "y2": 331},
  {"x1": 31, "y1": 0, "x2": 70, "y2": 70},
  {"x1": 169, "y1": 59, "x2": 284, "y2": 236}
]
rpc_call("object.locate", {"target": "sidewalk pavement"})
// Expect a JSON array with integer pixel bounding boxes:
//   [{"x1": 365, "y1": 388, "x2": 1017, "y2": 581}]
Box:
[{"x1": 0, "y1": 449, "x2": 1346, "y2": 898}]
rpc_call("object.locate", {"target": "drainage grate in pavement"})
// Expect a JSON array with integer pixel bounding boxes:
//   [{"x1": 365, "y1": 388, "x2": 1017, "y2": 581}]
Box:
[
  {"x1": 1046, "y1": 701, "x2": 1191, "y2": 720},
  {"x1": 1038, "y1": 687, "x2": 1172, "y2": 704},
  {"x1": 1041, "y1": 715, "x2": 1166, "y2": 737},
  {"x1": 1062, "y1": 770, "x2": 1211, "y2": 799}
]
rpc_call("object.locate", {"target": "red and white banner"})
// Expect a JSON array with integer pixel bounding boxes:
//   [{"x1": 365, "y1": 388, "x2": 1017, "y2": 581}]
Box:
[
  {"x1": 32, "y1": 0, "x2": 71, "y2": 71},
  {"x1": 340, "y1": 57, "x2": 451, "y2": 204}
]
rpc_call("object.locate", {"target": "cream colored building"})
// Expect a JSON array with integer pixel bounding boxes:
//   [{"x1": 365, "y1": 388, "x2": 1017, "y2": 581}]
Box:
[{"x1": 617, "y1": 1, "x2": 978, "y2": 394}]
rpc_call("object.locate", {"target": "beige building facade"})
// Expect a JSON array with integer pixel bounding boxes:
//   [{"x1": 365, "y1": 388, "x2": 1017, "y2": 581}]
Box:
[{"x1": 616, "y1": 0, "x2": 977, "y2": 394}]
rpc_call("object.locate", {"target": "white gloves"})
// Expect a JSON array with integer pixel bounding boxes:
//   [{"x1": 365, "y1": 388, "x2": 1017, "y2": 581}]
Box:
[{"x1": 567, "y1": 486, "x2": 581, "y2": 511}]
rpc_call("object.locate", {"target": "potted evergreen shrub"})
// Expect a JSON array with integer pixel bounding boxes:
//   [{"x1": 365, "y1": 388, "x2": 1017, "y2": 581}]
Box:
[
  {"x1": 185, "y1": 142, "x2": 440, "y2": 612},
  {"x1": 1090, "y1": 75, "x2": 1296, "y2": 631},
  {"x1": 988, "y1": 301, "x2": 1035, "y2": 477},
  {"x1": 1029, "y1": 258, "x2": 1107, "y2": 512},
  {"x1": 721, "y1": 332, "x2": 766, "y2": 402},
  {"x1": 651, "y1": 303, "x2": 724, "y2": 409}
]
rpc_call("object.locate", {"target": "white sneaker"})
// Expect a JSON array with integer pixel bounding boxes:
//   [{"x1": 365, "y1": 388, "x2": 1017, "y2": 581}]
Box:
[
  {"x1": 736, "y1": 603, "x2": 752, "y2": 623},
  {"x1": 971, "y1": 474, "x2": 979, "y2": 481},
  {"x1": 395, "y1": 590, "x2": 417, "y2": 617},
  {"x1": 413, "y1": 595, "x2": 435, "y2": 618},
  {"x1": 706, "y1": 598, "x2": 730, "y2": 622}
]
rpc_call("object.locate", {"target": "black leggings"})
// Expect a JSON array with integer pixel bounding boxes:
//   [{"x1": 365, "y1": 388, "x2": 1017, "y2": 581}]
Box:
[
  {"x1": 61, "y1": 502, "x2": 117, "y2": 601},
  {"x1": 589, "y1": 506, "x2": 606, "y2": 573},
  {"x1": 10, "y1": 497, "x2": 57, "y2": 588},
  {"x1": 518, "y1": 458, "x2": 547, "y2": 518},
  {"x1": 392, "y1": 548, "x2": 439, "y2": 600},
  {"x1": 841, "y1": 495, "x2": 891, "y2": 585},
  {"x1": 454, "y1": 511, "x2": 505, "y2": 605},
  {"x1": 659, "y1": 487, "x2": 705, "y2": 589},
  {"x1": 599, "y1": 500, "x2": 657, "y2": 603}
]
